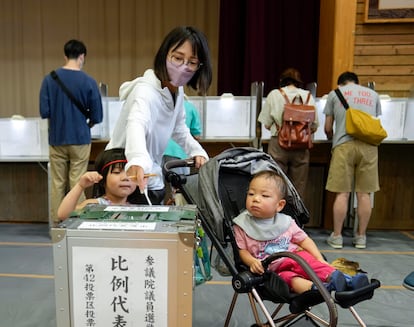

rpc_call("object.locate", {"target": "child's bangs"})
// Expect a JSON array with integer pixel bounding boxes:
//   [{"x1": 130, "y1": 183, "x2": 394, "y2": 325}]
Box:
[{"x1": 109, "y1": 161, "x2": 126, "y2": 171}]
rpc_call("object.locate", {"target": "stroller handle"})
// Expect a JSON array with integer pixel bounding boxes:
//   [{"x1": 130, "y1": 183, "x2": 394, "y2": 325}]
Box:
[
  {"x1": 163, "y1": 158, "x2": 195, "y2": 188},
  {"x1": 163, "y1": 158, "x2": 195, "y2": 174}
]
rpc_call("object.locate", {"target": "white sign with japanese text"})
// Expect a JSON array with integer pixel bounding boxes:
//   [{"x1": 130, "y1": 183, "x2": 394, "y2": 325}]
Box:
[{"x1": 72, "y1": 246, "x2": 168, "y2": 327}]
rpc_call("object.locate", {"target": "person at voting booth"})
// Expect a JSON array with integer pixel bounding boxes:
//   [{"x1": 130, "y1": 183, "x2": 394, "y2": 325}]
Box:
[
  {"x1": 258, "y1": 68, "x2": 318, "y2": 197},
  {"x1": 57, "y1": 148, "x2": 138, "y2": 220},
  {"x1": 39, "y1": 39, "x2": 103, "y2": 226},
  {"x1": 105, "y1": 26, "x2": 212, "y2": 204},
  {"x1": 324, "y1": 71, "x2": 382, "y2": 249},
  {"x1": 162, "y1": 96, "x2": 202, "y2": 204}
]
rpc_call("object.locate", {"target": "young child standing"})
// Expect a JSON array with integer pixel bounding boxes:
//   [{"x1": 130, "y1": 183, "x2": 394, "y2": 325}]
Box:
[
  {"x1": 233, "y1": 170, "x2": 369, "y2": 294},
  {"x1": 57, "y1": 148, "x2": 138, "y2": 221}
]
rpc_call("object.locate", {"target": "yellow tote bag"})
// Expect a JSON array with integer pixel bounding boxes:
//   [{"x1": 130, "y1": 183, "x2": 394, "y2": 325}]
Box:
[
  {"x1": 345, "y1": 108, "x2": 387, "y2": 145},
  {"x1": 335, "y1": 89, "x2": 387, "y2": 146}
]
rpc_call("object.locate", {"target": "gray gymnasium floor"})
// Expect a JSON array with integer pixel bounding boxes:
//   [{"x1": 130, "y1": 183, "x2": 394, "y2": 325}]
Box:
[{"x1": 0, "y1": 222, "x2": 413, "y2": 327}]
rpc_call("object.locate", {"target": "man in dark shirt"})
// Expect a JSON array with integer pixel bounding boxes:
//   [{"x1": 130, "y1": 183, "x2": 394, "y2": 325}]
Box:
[{"x1": 39, "y1": 39, "x2": 103, "y2": 226}]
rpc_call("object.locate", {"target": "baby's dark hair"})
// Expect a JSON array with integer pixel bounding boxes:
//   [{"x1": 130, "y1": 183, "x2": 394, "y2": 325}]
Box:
[
  {"x1": 92, "y1": 148, "x2": 128, "y2": 198},
  {"x1": 251, "y1": 170, "x2": 287, "y2": 199}
]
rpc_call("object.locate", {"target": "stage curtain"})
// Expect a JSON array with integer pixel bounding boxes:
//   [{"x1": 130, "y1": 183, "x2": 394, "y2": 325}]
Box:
[{"x1": 218, "y1": 0, "x2": 320, "y2": 96}]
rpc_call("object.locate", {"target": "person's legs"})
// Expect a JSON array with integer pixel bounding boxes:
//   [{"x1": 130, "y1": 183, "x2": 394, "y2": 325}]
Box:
[
  {"x1": 353, "y1": 141, "x2": 379, "y2": 248},
  {"x1": 353, "y1": 192, "x2": 371, "y2": 248},
  {"x1": 278, "y1": 251, "x2": 346, "y2": 293},
  {"x1": 326, "y1": 192, "x2": 349, "y2": 248},
  {"x1": 326, "y1": 142, "x2": 355, "y2": 248},
  {"x1": 288, "y1": 149, "x2": 309, "y2": 198},
  {"x1": 49, "y1": 145, "x2": 69, "y2": 224},
  {"x1": 355, "y1": 192, "x2": 371, "y2": 236},
  {"x1": 287, "y1": 274, "x2": 348, "y2": 293},
  {"x1": 333, "y1": 192, "x2": 350, "y2": 236},
  {"x1": 277, "y1": 267, "x2": 313, "y2": 293},
  {"x1": 68, "y1": 144, "x2": 91, "y2": 204},
  {"x1": 285, "y1": 251, "x2": 335, "y2": 281},
  {"x1": 268, "y1": 136, "x2": 288, "y2": 174},
  {"x1": 290, "y1": 276, "x2": 313, "y2": 293}
]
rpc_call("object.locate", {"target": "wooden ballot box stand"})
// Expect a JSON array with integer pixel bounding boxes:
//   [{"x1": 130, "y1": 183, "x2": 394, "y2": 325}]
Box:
[{"x1": 51, "y1": 205, "x2": 196, "y2": 327}]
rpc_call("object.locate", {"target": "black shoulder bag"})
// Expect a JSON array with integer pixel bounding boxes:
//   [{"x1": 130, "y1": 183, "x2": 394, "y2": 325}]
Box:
[{"x1": 50, "y1": 70, "x2": 94, "y2": 127}]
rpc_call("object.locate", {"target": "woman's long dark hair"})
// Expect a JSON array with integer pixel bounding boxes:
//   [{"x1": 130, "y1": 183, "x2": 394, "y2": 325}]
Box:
[{"x1": 154, "y1": 26, "x2": 212, "y2": 95}]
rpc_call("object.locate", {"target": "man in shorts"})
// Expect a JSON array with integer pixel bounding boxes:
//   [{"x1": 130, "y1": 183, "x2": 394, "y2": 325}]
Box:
[{"x1": 323, "y1": 72, "x2": 382, "y2": 249}]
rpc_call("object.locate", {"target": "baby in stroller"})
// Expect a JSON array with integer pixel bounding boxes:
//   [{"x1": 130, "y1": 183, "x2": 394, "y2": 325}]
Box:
[
  {"x1": 164, "y1": 147, "x2": 380, "y2": 327},
  {"x1": 233, "y1": 170, "x2": 370, "y2": 294}
]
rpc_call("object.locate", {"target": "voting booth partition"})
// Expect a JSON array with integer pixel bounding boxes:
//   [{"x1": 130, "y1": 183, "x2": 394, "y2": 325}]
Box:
[
  {"x1": 1, "y1": 95, "x2": 414, "y2": 228},
  {"x1": 0, "y1": 117, "x2": 49, "y2": 159},
  {"x1": 92, "y1": 95, "x2": 257, "y2": 141},
  {"x1": 71, "y1": 95, "x2": 414, "y2": 147},
  {"x1": 260, "y1": 96, "x2": 413, "y2": 142},
  {"x1": 1, "y1": 95, "x2": 412, "y2": 160},
  {"x1": 51, "y1": 205, "x2": 197, "y2": 327}
]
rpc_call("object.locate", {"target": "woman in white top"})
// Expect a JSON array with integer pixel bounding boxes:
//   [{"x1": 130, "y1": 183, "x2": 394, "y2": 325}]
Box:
[{"x1": 106, "y1": 26, "x2": 212, "y2": 204}]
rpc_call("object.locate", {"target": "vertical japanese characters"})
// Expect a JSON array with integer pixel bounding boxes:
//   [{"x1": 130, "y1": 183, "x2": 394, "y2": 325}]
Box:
[{"x1": 111, "y1": 255, "x2": 129, "y2": 326}]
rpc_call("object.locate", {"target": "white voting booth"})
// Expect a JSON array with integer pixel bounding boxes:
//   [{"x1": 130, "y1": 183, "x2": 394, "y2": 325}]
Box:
[
  {"x1": 1, "y1": 96, "x2": 413, "y2": 161},
  {"x1": 0, "y1": 117, "x2": 49, "y2": 160},
  {"x1": 260, "y1": 96, "x2": 412, "y2": 142},
  {"x1": 95, "y1": 95, "x2": 257, "y2": 140}
]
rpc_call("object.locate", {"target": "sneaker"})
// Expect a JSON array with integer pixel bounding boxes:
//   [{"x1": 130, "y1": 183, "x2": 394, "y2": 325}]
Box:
[
  {"x1": 350, "y1": 273, "x2": 369, "y2": 290},
  {"x1": 353, "y1": 235, "x2": 366, "y2": 249},
  {"x1": 327, "y1": 233, "x2": 343, "y2": 249},
  {"x1": 403, "y1": 271, "x2": 414, "y2": 291},
  {"x1": 327, "y1": 270, "x2": 347, "y2": 292}
]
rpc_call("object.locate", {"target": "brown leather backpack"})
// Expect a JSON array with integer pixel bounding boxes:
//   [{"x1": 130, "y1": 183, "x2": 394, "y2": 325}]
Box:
[{"x1": 278, "y1": 88, "x2": 315, "y2": 150}]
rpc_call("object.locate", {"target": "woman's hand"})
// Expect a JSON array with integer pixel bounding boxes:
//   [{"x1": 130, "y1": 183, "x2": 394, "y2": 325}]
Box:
[
  {"x1": 126, "y1": 165, "x2": 147, "y2": 193},
  {"x1": 193, "y1": 156, "x2": 207, "y2": 169}
]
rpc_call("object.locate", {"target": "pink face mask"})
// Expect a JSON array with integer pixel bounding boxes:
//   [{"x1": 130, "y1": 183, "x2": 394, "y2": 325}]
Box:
[{"x1": 166, "y1": 60, "x2": 196, "y2": 87}]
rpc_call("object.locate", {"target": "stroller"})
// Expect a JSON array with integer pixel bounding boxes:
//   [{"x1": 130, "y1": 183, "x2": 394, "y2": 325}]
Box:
[{"x1": 164, "y1": 147, "x2": 380, "y2": 327}]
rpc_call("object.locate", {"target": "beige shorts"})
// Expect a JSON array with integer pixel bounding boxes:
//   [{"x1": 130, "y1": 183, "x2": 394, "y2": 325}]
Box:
[{"x1": 326, "y1": 140, "x2": 379, "y2": 193}]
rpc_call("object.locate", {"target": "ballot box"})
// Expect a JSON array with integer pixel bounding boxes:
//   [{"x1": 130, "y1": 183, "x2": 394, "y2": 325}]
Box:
[{"x1": 51, "y1": 204, "x2": 197, "y2": 327}]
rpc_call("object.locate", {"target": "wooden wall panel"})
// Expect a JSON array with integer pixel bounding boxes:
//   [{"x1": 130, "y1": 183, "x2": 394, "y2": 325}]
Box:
[
  {"x1": 354, "y1": 0, "x2": 414, "y2": 97},
  {"x1": 317, "y1": 0, "x2": 414, "y2": 97},
  {"x1": 373, "y1": 144, "x2": 414, "y2": 230},
  {"x1": 1, "y1": 0, "x2": 411, "y2": 117},
  {"x1": 0, "y1": 162, "x2": 48, "y2": 222},
  {"x1": 0, "y1": 0, "x2": 219, "y2": 118}
]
